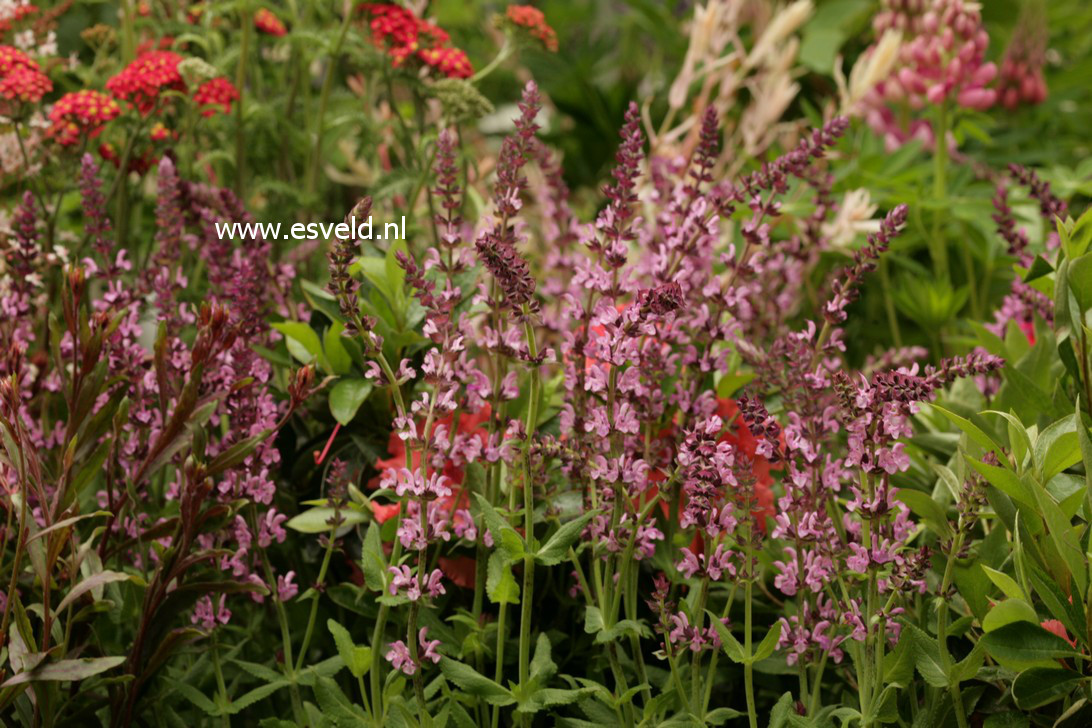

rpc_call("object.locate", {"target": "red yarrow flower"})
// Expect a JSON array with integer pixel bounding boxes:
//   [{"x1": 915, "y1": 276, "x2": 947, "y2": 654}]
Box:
[
  {"x1": 254, "y1": 8, "x2": 287, "y2": 36},
  {"x1": 0, "y1": 45, "x2": 38, "y2": 75},
  {"x1": 416, "y1": 46, "x2": 473, "y2": 79},
  {"x1": 0, "y1": 64, "x2": 51, "y2": 103},
  {"x1": 360, "y1": 3, "x2": 472, "y2": 78},
  {"x1": 106, "y1": 50, "x2": 185, "y2": 114},
  {"x1": 48, "y1": 90, "x2": 121, "y2": 146},
  {"x1": 193, "y1": 77, "x2": 239, "y2": 116},
  {"x1": 506, "y1": 5, "x2": 558, "y2": 52}
]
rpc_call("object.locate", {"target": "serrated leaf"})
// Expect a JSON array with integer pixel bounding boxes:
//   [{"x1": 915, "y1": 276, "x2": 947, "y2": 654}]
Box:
[
  {"x1": 486, "y1": 550, "x2": 519, "y2": 604},
  {"x1": 535, "y1": 510, "x2": 598, "y2": 566},
  {"x1": 439, "y1": 659, "x2": 515, "y2": 706},
  {"x1": 705, "y1": 611, "x2": 746, "y2": 664},
  {"x1": 327, "y1": 619, "x2": 370, "y2": 678}
]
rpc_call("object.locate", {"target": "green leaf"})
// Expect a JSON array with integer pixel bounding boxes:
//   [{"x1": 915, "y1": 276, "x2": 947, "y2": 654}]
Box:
[
  {"x1": 593, "y1": 619, "x2": 651, "y2": 645},
  {"x1": 950, "y1": 640, "x2": 986, "y2": 684},
  {"x1": 894, "y1": 489, "x2": 953, "y2": 541},
  {"x1": 486, "y1": 551, "x2": 519, "y2": 604},
  {"x1": 286, "y1": 507, "x2": 368, "y2": 533},
  {"x1": 1035, "y1": 415, "x2": 1082, "y2": 483},
  {"x1": 752, "y1": 621, "x2": 783, "y2": 663},
  {"x1": 1, "y1": 656, "x2": 126, "y2": 687},
  {"x1": 583, "y1": 606, "x2": 605, "y2": 635},
  {"x1": 982, "y1": 599, "x2": 1039, "y2": 633},
  {"x1": 529, "y1": 633, "x2": 556, "y2": 685},
  {"x1": 327, "y1": 619, "x2": 371, "y2": 678},
  {"x1": 56, "y1": 571, "x2": 140, "y2": 613},
  {"x1": 981, "y1": 566, "x2": 1027, "y2": 601},
  {"x1": 931, "y1": 405, "x2": 1007, "y2": 462},
  {"x1": 439, "y1": 659, "x2": 515, "y2": 706},
  {"x1": 472, "y1": 494, "x2": 524, "y2": 561},
  {"x1": 705, "y1": 708, "x2": 745, "y2": 725},
  {"x1": 980, "y1": 622, "x2": 1080, "y2": 668},
  {"x1": 1069, "y1": 253, "x2": 1092, "y2": 313},
  {"x1": 360, "y1": 521, "x2": 387, "y2": 593},
  {"x1": 535, "y1": 510, "x2": 599, "y2": 566},
  {"x1": 1028, "y1": 469, "x2": 1088, "y2": 595},
  {"x1": 516, "y1": 687, "x2": 595, "y2": 714},
  {"x1": 329, "y1": 378, "x2": 373, "y2": 425},
  {"x1": 1012, "y1": 667, "x2": 1083, "y2": 710},
  {"x1": 968, "y1": 457, "x2": 1036, "y2": 508},
  {"x1": 272, "y1": 322, "x2": 323, "y2": 365},
  {"x1": 225, "y1": 681, "x2": 291, "y2": 715},
  {"x1": 705, "y1": 611, "x2": 746, "y2": 664},
  {"x1": 312, "y1": 675, "x2": 370, "y2": 726},
  {"x1": 173, "y1": 681, "x2": 219, "y2": 714},
  {"x1": 323, "y1": 323, "x2": 353, "y2": 375}
]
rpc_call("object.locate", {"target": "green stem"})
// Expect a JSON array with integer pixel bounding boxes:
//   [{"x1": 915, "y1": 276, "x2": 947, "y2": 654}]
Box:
[
  {"x1": 743, "y1": 533, "x2": 758, "y2": 728},
  {"x1": 234, "y1": 1, "x2": 253, "y2": 199},
  {"x1": 295, "y1": 526, "x2": 337, "y2": 673},
  {"x1": 930, "y1": 102, "x2": 950, "y2": 282},
  {"x1": 517, "y1": 316, "x2": 541, "y2": 727},
  {"x1": 306, "y1": 4, "x2": 352, "y2": 201}
]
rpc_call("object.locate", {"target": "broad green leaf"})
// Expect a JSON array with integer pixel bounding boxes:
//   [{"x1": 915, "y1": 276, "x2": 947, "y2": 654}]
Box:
[
  {"x1": 930, "y1": 404, "x2": 1006, "y2": 462},
  {"x1": 968, "y1": 457, "x2": 1035, "y2": 508},
  {"x1": 1036, "y1": 415, "x2": 1081, "y2": 483},
  {"x1": 323, "y1": 323, "x2": 352, "y2": 375},
  {"x1": 980, "y1": 565, "x2": 1027, "y2": 601},
  {"x1": 272, "y1": 322, "x2": 323, "y2": 365},
  {"x1": 1012, "y1": 667, "x2": 1082, "y2": 710},
  {"x1": 894, "y1": 489, "x2": 953, "y2": 541},
  {"x1": 1069, "y1": 253, "x2": 1092, "y2": 312},
  {"x1": 360, "y1": 521, "x2": 387, "y2": 593},
  {"x1": 980, "y1": 622, "x2": 1079, "y2": 669},
  {"x1": 286, "y1": 507, "x2": 368, "y2": 533},
  {"x1": 329, "y1": 378, "x2": 373, "y2": 425}
]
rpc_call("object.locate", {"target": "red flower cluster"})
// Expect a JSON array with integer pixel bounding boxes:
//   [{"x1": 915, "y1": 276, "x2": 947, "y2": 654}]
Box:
[
  {"x1": 360, "y1": 3, "x2": 473, "y2": 79},
  {"x1": 47, "y1": 89, "x2": 121, "y2": 146},
  {"x1": 416, "y1": 47, "x2": 473, "y2": 79},
  {"x1": 0, "y1": 61, "x2": 51, "y2": 105},
  {"x1": 149, "y1": 121, "x2": 171, "y2": 141},
  {"x1": 193, "y1": 77, "x2": 239, "y2": 116},
  {"x1": 254, "y1": 8, "x2": 287, "y2": 36},
  {"x1": 0, "y1": 45, "x2": 36, "y2": 75},
  {"x1": 506, "y1": 5, "x2": 558, "y2": 52},
  {"x1": 105, "y1": 50, "x2": 185, "y2": 114}
]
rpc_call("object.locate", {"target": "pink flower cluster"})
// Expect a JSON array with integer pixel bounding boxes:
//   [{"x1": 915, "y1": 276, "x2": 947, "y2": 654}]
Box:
[{"x1": 862, "y1": 0, "x2": 997, "y2": 151}]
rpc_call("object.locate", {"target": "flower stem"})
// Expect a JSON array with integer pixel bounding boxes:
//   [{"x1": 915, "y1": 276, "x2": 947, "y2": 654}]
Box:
[
  {"x1": 295, "y1": 527, "x2": 336, "y2": 673},
  {"x1": 930, "y1": 102, "x2": 950, "y2": 283},
  {"x1": 517, "y1": 316, "x2": 540, "y2": 727}
]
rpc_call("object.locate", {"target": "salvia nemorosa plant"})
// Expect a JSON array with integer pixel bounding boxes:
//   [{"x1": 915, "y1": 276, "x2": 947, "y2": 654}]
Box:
[{"x1": 304, "y1": 81, "x2": 1004, "y2": 728}]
